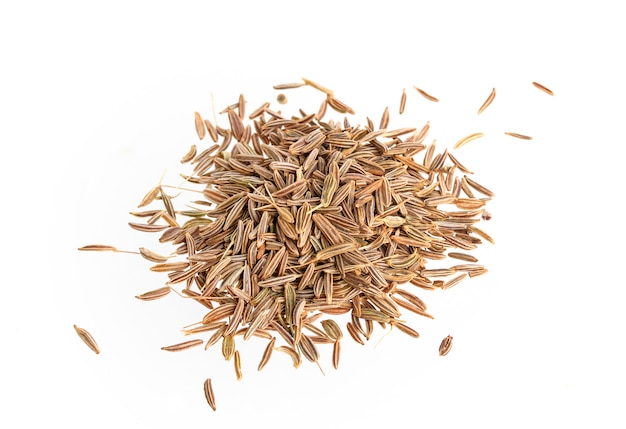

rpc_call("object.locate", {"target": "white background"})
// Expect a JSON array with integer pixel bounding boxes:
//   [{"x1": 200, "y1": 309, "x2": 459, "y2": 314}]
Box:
[{"x1": 1, "y1": 1, "x2": 625, "y2": 428}]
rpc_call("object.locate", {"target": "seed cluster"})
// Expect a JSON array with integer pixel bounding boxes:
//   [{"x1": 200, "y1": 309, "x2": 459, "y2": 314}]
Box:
[
  {"x1": 79, "y1": 78, "x2": 508, "y2": 410},
  {"x1": 131, "y1": 79, "x2": 492, "y2": 371}
]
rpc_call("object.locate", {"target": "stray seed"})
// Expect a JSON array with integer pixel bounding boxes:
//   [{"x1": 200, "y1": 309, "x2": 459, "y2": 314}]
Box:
[
  {"x1": 332, "y1": 340, "x2": 341, "y2": 369},
  {"x1": 161, "y1": 339, "x2": 203, "y2": 352},
  {"x1": 194, "y1": 112, "x2": 206, "y2": 140},
  {"x1": 477, "y1": 88, "x2": 496, "y2": 115},
  {"x1": 453, "y1": 133, "x2": 484, "y2": 150},
  {"x1": 399, "y1": 88, "x2": 407, "y2": 114},
  {"x1": 439, "y1": 335, "x2": 453, "y2": 356},
  {"x1": 135, "y1": 286, "x2": 171, "y2": 301},
  {"x1": 73, "y1": 324, "x2": 100, "y2": 354},
  {"x1": 504, "y1": 132, "x2": 532, "y2": 140},
  {"x1": 258, "y1": 337, "x2": 276, "y2": 371},
  {"x1": 413, "y1": 86, "x2": 439, "y2": 102},
  {"x1": 273, "y1": 82, "x2": 306, "y2": 90},
  {"x1": 302, "y1": 77, "x2": 333, "y2": 95},
  {"x1": 204, "y1": 378, "x2": 217, "y2": 411},
  {"x1": 77, "y1": 244, "x2": 118, "y2": 252},
  {"x1": 234, "y1": 350, "x2": 243, "y2": 380},
  {"x1": 532, "y1": 81, "x2": 554, "y2": 96},
  {"x1": 277, "y1": 93, "x2": 288, "y2": 104}
]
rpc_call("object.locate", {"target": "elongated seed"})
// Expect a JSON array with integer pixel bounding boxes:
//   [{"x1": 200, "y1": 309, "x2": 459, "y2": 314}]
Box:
[
  {"x1": 258, "y1": 337, "x2": 276, "y2": 371},
  {"x1": 204, "y1": 378, "x2": 217, "y2": 411},
  {"x1": 504, "y1": 132, "x2": 532, "y2": 140},
  {"x1": 453, "y1": 133, "x2": 484, "y2": 149},
  {"x1": 439, "y1": 335, "x2": 453, "y2": 356},
  {"x1": 161, "y1": 339, "x2": 203, "y2": 352},
  {"x1": 477, "y1": 88, "x2": 496, "y2": 115},
  {"x1": 532, "y1": 81, "x2": 554, "y2": 96},
  {"x1": 135, "y1": 286, "x2": 171, "y2": 301},
  {"x1": 414, "y1": 86, "x2": 439, "y2": 102},
  {"x1": 73, "y1": 325, "x2": 100, "y2": 354}
]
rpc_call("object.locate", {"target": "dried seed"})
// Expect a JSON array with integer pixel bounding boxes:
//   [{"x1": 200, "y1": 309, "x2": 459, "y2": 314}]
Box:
[
  {"x1": 275, "y1": 346, "x2": 302, "y2": 368},
  {"x1": 504, "y1": 132, "x2": 532, "y2": 140},
  {"x1": 439, "y1": 335, "x2": 453, "y2": 356},
  {"x1": 441, "y1": 273, "x2": 467, "y2": 290},
  {"x1": 77, "y1": 244, "x2": 118, "y2": 252},
  {"x1": 135, "y1": 286, "x2": 171, "y2": 301},
  {"x1": 194, "y1": 112, "x2": 206, "y2": 140},
  {"x1": 276, "y1": 93, "x2": 288, "y2": 104},
  {"x1": 234, "y1": 350, "x2": 243, "y2": 380},
  {"x1": 222, "y1": 335, "x2": 235, "y2": 361},
  {"x1": 73, "y1": 325, "x2": 100, "y2": 354},
  {"x1": 399, "y1": 88, "x2": 407, "y2": 114},
  {"x1": 258, "y1": 337, "x2": 276, "y2": 371},
  {"x1": 532, "y1": 81, "x2": 554, "y2": 96},
  {"x1": 332, "y1": 340, "x2": 341, "y2": 369},
  {"x1": 273, "y1": 82, "x2": 306, "y2": 90},
  {"x1": 453, "y1": 133, "x2": 484, "y2": 150},
  {"x1": 180, "y1": 144, "x2": 197, "y2": 163},
  {"x1": 161, "y1": 339, "x2": 203, "y2": 352},
  {"x1": 477, "y1": 88, "x2": 496, "y2": 115},
  {"x1": 203, "y1": 378, "x2": 217, "y2": 411},
  {"x1": 447, "y1": 252, "x2": 478, "y2": 263},
  {"x1": 413, "y1": 86, "x2": 439, "y2": 102},
  {"x1": 302, "y1": 77, "x2": 333, "y2": 95}
]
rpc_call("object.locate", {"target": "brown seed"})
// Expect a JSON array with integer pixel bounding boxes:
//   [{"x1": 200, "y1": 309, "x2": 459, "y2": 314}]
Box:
[
  {"x1": 203, "y1": 378, "x2": 217, "y2": 411},
  {"x1": 161, "y1": 339, "x2": 203, "y2": 352},
  {"x1": 135, "y1": 286, "x2": 171, "y2": 301},
  {"x1": 504, "y1": 132, "x2": 532, "y2": 140},
  {"x1": 391, "y1": 321, "x2": 420, "y2": 338},
  {"x1": 180, "y1": 144, "x2": 197, "y2": 163},
  {"x1": 194, "y1": 112, "x2": 206, "y2": 140},
  {"x1": 413, "y1": 86, "x2": 439, "y2": 102},
  {"x1": 477, "y1": 88, "x2": 496, "y2": 115},
  {"x1": 73, "y1": 324, "x2": 100, "y2": 354},
  {"x1": 379, "y1": 106, "x2": 390, "y2": 130},
  {"x1": 447, "y1": 252, "x2": 478, "y2": 263},
  {"x1": 77, "y1": 244, "x2": 118, "y2": 252},
  {"x1": 441, "y1": 273, "x2": 467, "y2": 290},
  {"x1": 302, "y1": 77, "x2": 333, "y2": 95},
  {"x1": 532, "y1": 81, "x2": 554, "y2": 96},
  {"x1": 439, "y1": 335, "x2": 453, "y2": 356},
  {"x1": 453, "y1": 133, "x2": 484, "y2": 150},
  {"x1": 332, "y1": 340, "x2": 341, "y2": 369},
  {"x1": 234, "y1": 350, "x2": 243, "y2": 380},
  {"x1": 276, "y1": 93, "x2": 288, "y2": 104},
  {"x1": 222, "y1": 335, "x2": 235, "y2": 360},
  {"x1": 258, "y1": 337, "x2": 276, "y2": 371},
  {"x1": 399, "y1": 88, "x2": 407, "y2": 114},
  {"x1": 273, "y1": 82, "x2": 306, "y2": 90},
  {"x1": 137, "y1": 186, "x2": 160, "y2": 208}
]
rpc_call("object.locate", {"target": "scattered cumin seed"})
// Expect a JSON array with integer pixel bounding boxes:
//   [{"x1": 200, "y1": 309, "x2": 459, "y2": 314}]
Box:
[
  {"x1": 413, "y1": 86, "x2": 439, "y2": 102},
  {"x1": 439, "y1": 335, "x2": 453, "y2": 356},
  {"x1": 399, "y1": 88, "x2": 407, "y2": 114},
  {"x1": 453, "y1": 132, "x2": 485, "y2": 149},
  {"x1": 204, "y1": 378, "x2": 217, "y2": 411},
  {"x1": 161, "y1": 339, "x2": 203, "y2": 352},
  {"x1": 532, "y1": 81, "x2": 554, "y2": 96},
  {"x1": 73, "y1": 324, "x2": 100, "y2": 354},
  {"x1": 477, "y1": 88, "x2": 496, "y2": 115},
  {"x1": 504, "y1": 132, "x2": 532, "y2": 140}
]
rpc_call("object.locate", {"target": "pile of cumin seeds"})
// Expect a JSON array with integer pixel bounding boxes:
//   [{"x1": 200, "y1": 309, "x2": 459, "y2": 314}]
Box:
[{"x1": 85, "y1": 78, "x2": 495, "y2": 409}]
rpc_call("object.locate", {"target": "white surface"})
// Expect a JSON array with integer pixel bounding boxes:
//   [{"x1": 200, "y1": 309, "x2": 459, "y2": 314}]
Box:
[{"x1": 1, "y1": 1, "x2": 624, "y2": 428}]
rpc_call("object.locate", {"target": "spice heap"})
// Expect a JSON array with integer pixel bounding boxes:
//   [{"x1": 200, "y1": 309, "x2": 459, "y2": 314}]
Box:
[
  {"x1": 81, "y1": 78, "x2": 506, "y2": 409},
  {"x1": 132, "y1": 79, "x2": 492, "y2": 362}
]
